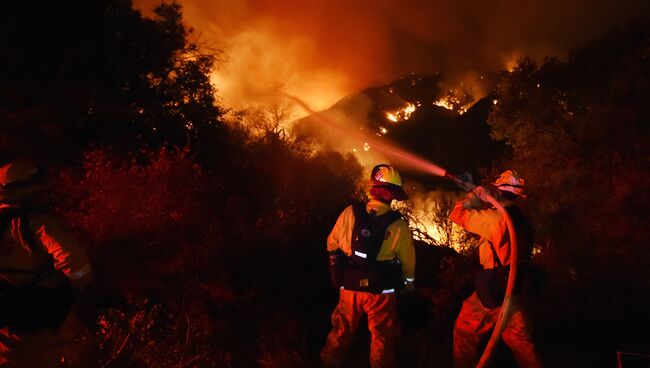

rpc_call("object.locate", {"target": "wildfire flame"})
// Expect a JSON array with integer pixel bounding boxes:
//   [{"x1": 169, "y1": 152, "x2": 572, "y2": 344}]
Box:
[
  {"x1": 385, "y1": 102, "x2": 417, "y2": 123},
  {"x1": 397, "y1": 191, "x2": 470, "y2": 251},
  {"x1": 434, "y1": 92, "x2": 469, "y2": 115}
]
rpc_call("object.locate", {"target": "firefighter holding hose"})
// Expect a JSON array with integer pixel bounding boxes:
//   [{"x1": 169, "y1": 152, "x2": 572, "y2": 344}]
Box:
[
  {"x1": 0, "y1": 159, "x2": 95, "y2": 367},
  {"x1": 321, "y1": 164, "x2": 415, "y2": 368},
  {"x1": 450, "y1": 170, "x2": 543, "y2": 368}
]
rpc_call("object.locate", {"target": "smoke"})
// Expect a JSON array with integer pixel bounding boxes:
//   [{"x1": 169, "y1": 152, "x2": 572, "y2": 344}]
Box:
[
  {"x1": 133, "y1": 0, "x2": 648, "y2": 244},
  {"x1": 135, "y1": 0, "x2": 650, "y2": 110}
]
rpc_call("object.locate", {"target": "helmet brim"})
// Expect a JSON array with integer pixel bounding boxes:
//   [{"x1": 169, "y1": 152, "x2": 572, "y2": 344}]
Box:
[
  {"x1": 493, "y1": 184, "x2": 526, "y2": 198},
  {"x1": 374, "y1": 183, "x2": 408, "y2": 201}
]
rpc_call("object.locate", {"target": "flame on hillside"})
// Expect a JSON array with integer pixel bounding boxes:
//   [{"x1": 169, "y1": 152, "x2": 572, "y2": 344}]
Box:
[
  {"x1": 385, "y1": 102, "x2": 417, "y2": 123},
  {"x1": 434, "y1": 89, "x2": 473, "y2": 115},
  {"x1": 433, "y1": 98, "x2": 467, "y2": 114}
]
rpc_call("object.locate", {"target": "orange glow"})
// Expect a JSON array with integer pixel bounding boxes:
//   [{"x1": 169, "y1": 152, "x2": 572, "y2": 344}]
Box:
[
  {"x1": 434, "y1": 94, "x2": 469, "y2": 114},
  {"x1": 394, "y1": 193, "x2": 468, "y2": 250},
  {"x1": 207, "y1": 28, "x2": 349, "y2": 114},
  {"x1": 385, "y1": 103, "x2": 417, "y2": 123},
  {"x1": 502, "y1": 50, "x2": 523, "y2": 72},
  {"x1": 286, "y1": 94, "x2": 447, "y2": 177},
  {"x1": 434, "y1": 98, "x2": 455, "y2": 111}
]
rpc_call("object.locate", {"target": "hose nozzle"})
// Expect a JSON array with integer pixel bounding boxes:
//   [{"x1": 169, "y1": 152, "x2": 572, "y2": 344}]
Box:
[{"x1": 444, "y1": 171, "x2": 476, "y2": 191}]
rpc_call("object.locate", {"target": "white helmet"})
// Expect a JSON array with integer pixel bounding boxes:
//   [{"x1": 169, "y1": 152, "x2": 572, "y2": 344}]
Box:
[{"x1": 492, "y1": 170, "x2": 526, "y2": 197}]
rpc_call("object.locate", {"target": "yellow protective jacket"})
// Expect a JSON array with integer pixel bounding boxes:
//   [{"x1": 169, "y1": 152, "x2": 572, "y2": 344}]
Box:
[
  {"x1": 450, "y1": 192, "x2": 512, "y2": 269},
  {"x1": 327, "y1": 199, "x2": 415, "y2": 281},
  {"x1": 0, "y1": 205, "x2": 92, "y2": 289}
]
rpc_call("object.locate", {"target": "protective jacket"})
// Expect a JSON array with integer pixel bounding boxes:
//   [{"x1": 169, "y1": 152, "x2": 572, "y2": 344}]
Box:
[
  {"x1": 449, "y1": 191, "x2": 542, "y2": 368},
  {"x1": 0, "y1": 204, "x2": 92, "y2": 332},
  {"x1": 322, "y1": 199, "x2": 415, "y2": 368},
  {"x1": 327, "y1": 199, "x2": 415, "y2": 283},
  {"x1": 0, "y1": 204, "x2": 95, "y2": 367},
  {"x1": 450, "y1": 192, "x2": 512, "y2": 269},
  {"x1": 0, "y1": 205, "x2": 92, "y2": 288},
  {"x1": 450, "y1": 192, "x2": 534, "y2": 269}
]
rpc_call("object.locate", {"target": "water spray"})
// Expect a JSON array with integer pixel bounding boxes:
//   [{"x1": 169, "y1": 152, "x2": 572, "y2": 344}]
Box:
[{"x1": 288, "y1": 93, "x2": 518, "y2": 367}]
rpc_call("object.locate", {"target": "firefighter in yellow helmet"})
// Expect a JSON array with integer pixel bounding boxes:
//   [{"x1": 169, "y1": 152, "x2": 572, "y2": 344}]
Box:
[
  {"x1": 450, "y1": 170, "x2": 543, "y2": 368},
  {"x1": 321, "y1": 164, "x2": 415, "y2": 368},
  {"x1": 0, "y1": 159, "x2": 95, "y2": 367}
]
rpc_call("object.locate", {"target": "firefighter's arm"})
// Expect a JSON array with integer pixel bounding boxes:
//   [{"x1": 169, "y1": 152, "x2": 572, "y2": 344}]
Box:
[
  {"x1": 395, "y1": 219, "x2": 415, "y2": 291},
  {"x1": 31, "y1": 214, "x2": 93, "y2": 290},
  {"x1": 327, "y1": 205, "x2": 354, "y2": 254},
  {"x1": 450, "y1": 192, "x2": 501, "y2": 240}
]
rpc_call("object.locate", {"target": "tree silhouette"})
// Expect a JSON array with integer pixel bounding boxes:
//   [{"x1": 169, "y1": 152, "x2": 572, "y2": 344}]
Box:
[
  {"x1": 488, "y1": 20, "x2": 650, "y2": 364},
  {"x1": 0, "y1": 0, "x2": 223, "y2": 164}
]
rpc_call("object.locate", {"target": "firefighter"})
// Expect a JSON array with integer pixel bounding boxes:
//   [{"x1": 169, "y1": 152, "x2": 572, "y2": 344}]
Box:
[
  {"x1": 321, "y1": 164, "x2": 415, "y2": 368},
  {"x1": 450, "y1": 170, "x2": 543, "y2": 368},
  {"x1": 0, "y1": 159, "x2": 95, "y2": 367}
]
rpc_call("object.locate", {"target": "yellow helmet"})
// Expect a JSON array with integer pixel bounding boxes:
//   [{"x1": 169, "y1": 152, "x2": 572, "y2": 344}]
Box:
[
  {"x1": 492, "y1": 169, "x2": 526, "y2": 197},
  {"x1": 0, "y1": 159, "x2": 45, "y2": 202},
  {"x1": 370, "y1": 164, "x2": 407, "y2": 201}
]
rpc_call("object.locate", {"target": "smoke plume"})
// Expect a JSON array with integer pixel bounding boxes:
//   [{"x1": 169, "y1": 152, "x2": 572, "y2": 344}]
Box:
[{"x1": 135, "y1": 0, "x2": 650, "y2": 110}]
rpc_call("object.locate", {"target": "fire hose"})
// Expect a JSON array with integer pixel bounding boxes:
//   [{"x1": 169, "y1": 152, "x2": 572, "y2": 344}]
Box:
[
  {"x1": 286, "y1": 93, "x2": 518, "y2": 367},
  {"x1": 444, "y1": 172, "x2": 519, "y2": 368}
]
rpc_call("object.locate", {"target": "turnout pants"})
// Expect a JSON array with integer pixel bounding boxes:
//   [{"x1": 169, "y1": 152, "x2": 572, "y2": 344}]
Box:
[
  {"x1": 321, "y1": 288, "x2": 398, "y2": 368},
  {"x1": 453, "y1": 292, "x2": 542, "y2": 368},
  {"x1": 0, "y1": 312, "x2": 96, "y2": 367}
]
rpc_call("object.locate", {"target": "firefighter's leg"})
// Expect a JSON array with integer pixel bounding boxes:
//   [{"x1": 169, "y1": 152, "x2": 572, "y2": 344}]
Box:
[
  {"x1": 321, "y1": 289, "x2": 363, "y2": 368},
  {"x1": 502, "y1": 299, "x2": 543, "y2": 368},
  {"x1": 365, "y1": 293, "x2": 398, "y2": 368},
  {"x1": 453, "y1": 292, "x2": 496, "y2": 368},
  {"x1": 0, "y1": 324, "x2": 64, "y2": 368},
  {"x1": 0, "y1": 312, "x2": 96, "y2": 368}
]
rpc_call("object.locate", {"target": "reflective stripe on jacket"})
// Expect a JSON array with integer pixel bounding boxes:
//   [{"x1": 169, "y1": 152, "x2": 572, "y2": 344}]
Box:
[
  {"x1": 327, "y1": 199, "x2": 415, "y2": 280},
  {"x1": 0, "y1": 206, "x2": 92, "y2": 289}
]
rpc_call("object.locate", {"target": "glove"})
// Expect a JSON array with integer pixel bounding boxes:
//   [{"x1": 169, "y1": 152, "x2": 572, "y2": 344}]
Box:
[
  {"x1": 457, "y1": 172, "x2": 475, "y2": 191},
  {"x1": 402, "y1": 278, "x2": 415, "y2": 294},
  {"x1": 446, "y1": 171, "x2": 475, "y2": 191},
  {"x1": 472, "y1": 186, "x2": 492, "y2": 203}
]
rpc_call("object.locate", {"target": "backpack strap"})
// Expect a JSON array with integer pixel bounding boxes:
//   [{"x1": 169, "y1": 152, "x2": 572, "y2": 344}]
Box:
[
  {"x1": 487, "y1": 205, "x2": 535, "y2": 269},
  {"x1": 505, "y1": 206, "x2": 535, "y2": 262},
  {"x1": 350, "y1": 203, "x2": 402, "y2": 263},
  {"x1": 345, "y1": 203, "x2": 404, "y2": 293},
  {"x1": 487, "y1": 241, "x2": 504, "y2": 268}
]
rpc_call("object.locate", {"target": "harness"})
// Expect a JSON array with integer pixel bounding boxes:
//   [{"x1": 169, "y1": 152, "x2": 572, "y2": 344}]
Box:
[
  {"x1": 473, "y1": 206, "x2": 542, "y2": 308},
  {"x1": 341, "y1": 203, "x2": 403, "y2": 294},
  {"x1": 0, "y1": 207, "x2": 74, "y2": 332}
]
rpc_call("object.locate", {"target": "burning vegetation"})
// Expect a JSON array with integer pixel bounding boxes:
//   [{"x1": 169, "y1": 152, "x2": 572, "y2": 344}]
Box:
[{"x1": 386, "y1": 102, "x2": 418, "y2": 123}]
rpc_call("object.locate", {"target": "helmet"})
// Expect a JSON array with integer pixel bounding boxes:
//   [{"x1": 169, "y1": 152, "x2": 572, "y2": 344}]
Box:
[
  {"x1": 492, "y1": 169, "x2": 525, "y2": 197},
  {"x1": 370, "y1": 164, "x2": 407, "y2": 201},
  {"x1": 0, "y1": 159, "x2": 45, "y2": 202}
]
